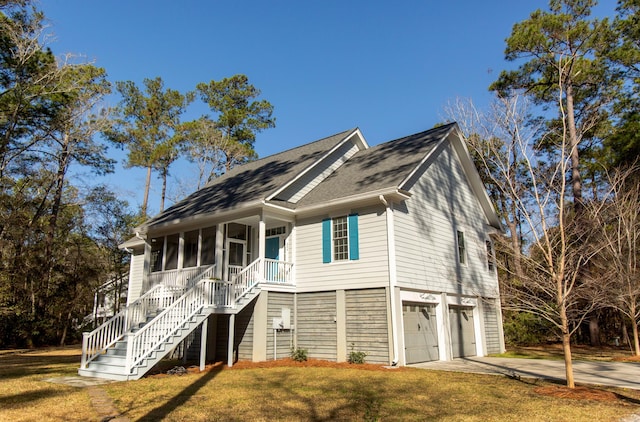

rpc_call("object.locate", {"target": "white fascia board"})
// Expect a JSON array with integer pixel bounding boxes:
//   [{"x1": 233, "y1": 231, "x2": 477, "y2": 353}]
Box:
[
  {"x1": 119, "y1": 236, "x2": 146, "y2": 250},
  {"x1": 140, "y1": 200, "x2": 265, "y2": 235},
  {"x1": 397, "y1": 126, "x2": 453, "y2": 190},
  {"x1": 295, "y1": 187, "x2": 411, "y2": 217},
  {"x1": 265, "y1": 128, "x2": 367, "y2": 202}
]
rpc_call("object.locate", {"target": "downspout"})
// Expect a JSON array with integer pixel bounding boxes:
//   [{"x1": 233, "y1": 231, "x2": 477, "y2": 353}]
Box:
[{"x1": 380, "y1": 195, "x2": 400, "y2": 366}]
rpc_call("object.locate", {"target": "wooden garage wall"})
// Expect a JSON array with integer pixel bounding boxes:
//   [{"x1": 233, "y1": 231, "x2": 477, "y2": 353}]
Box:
[
  {"x1": 482, "y1": 298, "x2": 502, "y2": 354},
  {"x1": 345, "y1": 288, "x2": 389, "y2": 364},
  {"x1": 296, "y1": 291, "x2": 337, "y2": 361},
  {"x1": 267, "y1": 292, "x2": 295, "y2": 360}
]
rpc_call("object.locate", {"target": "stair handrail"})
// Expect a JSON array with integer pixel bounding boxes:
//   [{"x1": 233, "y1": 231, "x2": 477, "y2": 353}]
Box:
[
  {"x1": 185, "y1": 264, "x2": 216, "y2": 288},
  {"x1": 81, "y1": 283, "x2": 185, "y2": 368},
  {"x1": 81, "y1": 264, "x2": 217, "y2": 369},
  {"x1": 125, "y1": 262, "x2": 265, "y2": 373},
  {"x1": 232, "y1": 257, "x2": 263, "y2": 301}
]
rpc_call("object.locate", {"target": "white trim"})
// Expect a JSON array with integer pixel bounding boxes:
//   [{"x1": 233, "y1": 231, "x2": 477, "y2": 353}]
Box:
[
  {"x1": 397, "y1": 126, "x2": 451, "y2": 190},
  {"x1": 265, "y1": 128, "x2": 368, "y2": 202}
]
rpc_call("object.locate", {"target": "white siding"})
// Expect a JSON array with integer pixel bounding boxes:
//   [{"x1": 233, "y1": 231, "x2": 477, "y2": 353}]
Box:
[
  {"x1": 276, "y1": 141, "x2": 360, "y2": 203},
  {"x1": 394, "y1": 142, "x2": 499, "y2": 298},
  {"x1": 295, "y1": 205, "x2": 390, "y2": 292},
  {"x1": 126, "y1": 250, "x2": 145, "y2": 304}
]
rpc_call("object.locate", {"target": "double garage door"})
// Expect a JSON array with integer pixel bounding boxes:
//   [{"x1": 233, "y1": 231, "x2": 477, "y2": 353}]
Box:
[{"x1": 403, "y1": 303, "x2": 476, "y2": 364}]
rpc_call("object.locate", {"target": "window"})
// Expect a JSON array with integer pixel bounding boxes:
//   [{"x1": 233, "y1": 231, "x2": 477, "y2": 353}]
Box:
[
  {"x1": 201, "y1": 226, "x2": 216, "y2": 265},
  {"x1": 333, "y1": 216, "x2": 349, "y2": 261},
  {"x1": 165, "y1": 233, "x2": 179, "y2": 270},
  {"x1": 266, "y1": 226, "x2": 286, "y2": 237},
  {"x1": 456, "y1": 230, "x2": 466, "y2": 265},
  {"x1": 486, "y1": 240, "x2": 495, "y2": 272},
  {"x1": 183, "y1": 230, "x2": 199, "y2": 268},
  {"x1": 322, "y1": 214, "x2": 359, "y2": 263},
  {"x1": 150, "y1": 237, "x2": 164, "y2": 272}
]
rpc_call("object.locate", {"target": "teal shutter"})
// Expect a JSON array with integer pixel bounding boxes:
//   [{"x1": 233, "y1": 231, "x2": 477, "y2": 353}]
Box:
[
  {"x1": 348, "y1": 214, "x2": 359, "y2": 260},
  {"x1": 322, "y1": 218, "x2": 331, "y2": 263}
]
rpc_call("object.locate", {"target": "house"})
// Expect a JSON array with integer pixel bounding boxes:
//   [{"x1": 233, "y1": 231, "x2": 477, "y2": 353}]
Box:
[{"x1": 79, "y1": 123, "x2": 505, "y2": 381}]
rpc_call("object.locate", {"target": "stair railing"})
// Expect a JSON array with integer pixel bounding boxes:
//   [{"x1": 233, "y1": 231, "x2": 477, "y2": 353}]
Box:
[
  {"x1": 231, "y1": 258, "x2": 263, "y2": 301},
  {"x1": 81, "y1": 264, "x2": 216, "y2": 369},
  {"x1": 125, "y1": 279, "x2": 221, "y2": 371},
  {"x1": 81, "y1": 283, "x2": 184, "y2": 369}
]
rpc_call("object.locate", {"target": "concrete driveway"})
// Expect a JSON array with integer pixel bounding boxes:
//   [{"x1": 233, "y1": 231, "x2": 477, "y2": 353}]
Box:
[{"x1": 411, "y1": 357, "x2": 640, "y2": 390}]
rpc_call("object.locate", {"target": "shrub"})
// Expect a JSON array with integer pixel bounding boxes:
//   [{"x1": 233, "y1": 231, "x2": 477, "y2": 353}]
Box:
[
  {"x1": 347, "y1": 343, "x2": 367, "y2": 364},
  {"x1": 290, "y1": 347, "x2": 308, "y2": 362}
]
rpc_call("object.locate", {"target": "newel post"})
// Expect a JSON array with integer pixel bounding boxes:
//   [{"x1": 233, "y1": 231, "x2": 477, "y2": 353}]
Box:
[
  {"x1": 125, "y1": 332, "x2": 134, "y2": 376},
  {"x1": 81, "y1": 332, "x2": 89, "y2": 369}
]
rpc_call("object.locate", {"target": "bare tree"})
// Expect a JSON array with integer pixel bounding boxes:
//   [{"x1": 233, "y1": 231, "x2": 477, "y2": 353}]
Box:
[
  {"x1": 586, "y1": 165, "x2": 640, "y2": 355},
  {"x1": 447, "y1": 91, "x2": 605, "y2": 388}
]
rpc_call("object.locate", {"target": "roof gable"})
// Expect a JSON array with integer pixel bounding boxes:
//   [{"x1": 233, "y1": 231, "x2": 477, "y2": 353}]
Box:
[
  {"x1": 295, "y1": 124, "x2": 455, "y2": 207},
  {"x1": 142, "y1": 129, "x2": 355, "y2": 229}
]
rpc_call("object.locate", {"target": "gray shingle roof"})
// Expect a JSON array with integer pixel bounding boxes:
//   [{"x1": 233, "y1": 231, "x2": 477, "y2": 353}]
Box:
[
  {"x1": 144, "y1": 129, "x2": 356, "y2": 228},
  {"x1": 296, "y1": 123, "x2": 455, "y2": 206}
]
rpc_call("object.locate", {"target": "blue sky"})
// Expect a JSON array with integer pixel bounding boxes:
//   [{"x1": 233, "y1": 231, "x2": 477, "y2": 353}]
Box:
[{"x1": 41, "y1": 0, "x2": 613, "y2": 214}]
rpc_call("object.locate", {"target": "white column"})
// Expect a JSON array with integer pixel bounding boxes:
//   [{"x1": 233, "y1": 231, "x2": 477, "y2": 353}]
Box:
[
  {"x1": 178, "y1": 232, "x2": 184, "y2": 270},
  {"x1": 215, "y1": 225, "x2": 224, "y2": 280},
  {"x1": 227, "y1": 314, "x2": 235, "y2": 367},
  {"x1": 258, "y1": 212, "x2": 266, "y2": 280},
  {"x1": 200, "y1": 318, "x2": 208, "y2": 371}
]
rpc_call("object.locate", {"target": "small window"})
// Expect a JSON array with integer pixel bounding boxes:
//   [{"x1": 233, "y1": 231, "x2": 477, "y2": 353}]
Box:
[
  {"x1": 486, "y1": 240, "x2": 495, "y2": 272},
  {"x1": 457, "y1": 230, "x2": 466, "y2": 265},
  {"x1": 322, "y1": 214, "x2": 359, "y2": 263},
  {"x1": 266, "y1": 226, "x2": 286, "y2": 237},
  {"x1": 333, "y1": 216, "x2": 349, "y2": 261}
]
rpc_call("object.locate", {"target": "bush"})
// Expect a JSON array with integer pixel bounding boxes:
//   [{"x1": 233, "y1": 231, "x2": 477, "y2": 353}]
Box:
[
  {"x1": 503, "y1": 311, "x2": 555, "y2": 346},
  {"x1": 347, "y1": 343, "x2": 367, "y2": 364},
  {"x1": 290, "y1": 347, "x2": 308, "y2": 362}
]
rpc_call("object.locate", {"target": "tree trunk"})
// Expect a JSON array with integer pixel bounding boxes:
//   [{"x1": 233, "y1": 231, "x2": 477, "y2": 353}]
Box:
[
  {"x1": 632, "y1": 321, "x2": 640, "y2": 356},
  {"x1": 589, "y1": 315, "x2": 601, "y2": 347},
  {"x1": 142, "y1": 165, "x2": 152, "y2": 216},
  {"x1": 160, "y1": 168, "x2": 167, "y2": 212},
  {"x1": 565, "y1": 83, "x2": 583, "y2": 215}
]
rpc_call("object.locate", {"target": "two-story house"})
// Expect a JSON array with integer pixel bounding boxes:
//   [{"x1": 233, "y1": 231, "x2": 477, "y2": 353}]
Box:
[{"x1": 79, "y1": 123, "x2": 505, "y2": 381}]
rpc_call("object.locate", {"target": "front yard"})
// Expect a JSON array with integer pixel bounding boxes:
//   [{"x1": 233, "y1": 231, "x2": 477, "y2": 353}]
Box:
[{"x1": 1, "y1": 346, "x2": 639, "y2": 421}]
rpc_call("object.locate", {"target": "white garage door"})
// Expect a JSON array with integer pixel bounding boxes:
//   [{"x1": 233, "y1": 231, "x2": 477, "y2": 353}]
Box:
[
  {"x1": 403, "y1": 303, "x2": 439, "y2": 364},
  {"x1": 449, "y1": 306, "x2": 476, "y2": 358}
]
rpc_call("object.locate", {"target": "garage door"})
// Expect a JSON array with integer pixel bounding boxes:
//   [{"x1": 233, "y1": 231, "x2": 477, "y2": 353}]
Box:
[
  {"x1": 403, "y1": 303, "x2": 439, "y2": 364},
  {"x1": 449, "y1": 306, "x2": 476, "y2": 358}
]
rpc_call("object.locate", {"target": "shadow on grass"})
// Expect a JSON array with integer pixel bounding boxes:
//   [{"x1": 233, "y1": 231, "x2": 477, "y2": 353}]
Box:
[
  {"x1": 0, "y1": 354, "x2": 81, "y2": 380},
  {"x1": 0, "y1": 388, "x2": 65, "y2": 408},
  {"x1": 136, "y1": 366, "x2": 223, "y2": 421}
]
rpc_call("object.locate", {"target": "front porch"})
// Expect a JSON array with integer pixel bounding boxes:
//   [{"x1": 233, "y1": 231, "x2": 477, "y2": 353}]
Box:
[{"x1": 138, "y1": 213, "x2": 296, "y2": 299}]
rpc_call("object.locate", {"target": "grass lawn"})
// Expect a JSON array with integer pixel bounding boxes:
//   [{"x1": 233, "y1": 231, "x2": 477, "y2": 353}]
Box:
[{"x1": 1, "y1": 346, "x2": 640, "y2": 421}]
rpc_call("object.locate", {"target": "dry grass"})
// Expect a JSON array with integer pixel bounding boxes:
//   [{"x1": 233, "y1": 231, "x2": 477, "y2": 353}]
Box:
[
  {"x1": 0, "y1": 347, "x2": 99, "y2": 422},
  {"x1": 1, "y1": 347, "x2": 640, "y2": 421},
  {"x1": 106, "y1": 361, "x2": 640, "y2": 421}
]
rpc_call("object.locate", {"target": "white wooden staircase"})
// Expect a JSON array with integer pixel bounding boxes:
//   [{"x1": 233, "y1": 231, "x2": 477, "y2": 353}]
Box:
[{"x1": 79, "y1": 260, "x2": 264, "y2": 381}]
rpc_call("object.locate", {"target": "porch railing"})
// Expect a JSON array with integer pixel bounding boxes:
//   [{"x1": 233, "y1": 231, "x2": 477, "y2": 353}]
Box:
[
  {"x1": 264, "y1": 258, "x2": 293, "y2": 283},
  {"x1": 146, "y1": 264, "x2": 216, "y2": 289}
]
